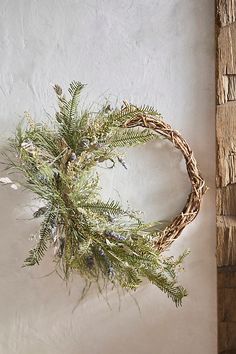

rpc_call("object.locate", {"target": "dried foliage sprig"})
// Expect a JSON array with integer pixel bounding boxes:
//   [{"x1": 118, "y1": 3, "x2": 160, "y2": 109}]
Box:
[{"x1": 3, "y1": 81, "x2": 206, "y2": 306}]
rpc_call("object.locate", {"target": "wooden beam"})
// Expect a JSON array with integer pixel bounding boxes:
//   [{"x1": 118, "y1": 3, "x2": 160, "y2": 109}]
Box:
[
  {"x1": 216, "y1": 1, "x2": 236, "y2": 352},
  {"x1": 216, "y1": 103, "x2": 236, "y2": 187},
  {"x1": 217, "y1": 216, "x2": 236, "y2": 265},
  {"x1": 217, "y1": 0, "x2": 236, "y2": 26}
]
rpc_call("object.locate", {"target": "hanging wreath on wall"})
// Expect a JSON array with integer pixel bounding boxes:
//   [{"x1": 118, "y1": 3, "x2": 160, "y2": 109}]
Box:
[{"x1": 2, "y1": 82, "x2": 206, "y2": 306}]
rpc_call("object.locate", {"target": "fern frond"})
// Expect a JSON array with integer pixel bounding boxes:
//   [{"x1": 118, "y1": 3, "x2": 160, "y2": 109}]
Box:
[
  {"x1": 143, "y1": 269, "x2": 187, "y2": 307},
  {"x1": 137, "y1": 104, "x2": 162, "y2": 117},
  {"x1": 23, "y1": 234, "x2": 48, "y2": 267},
  {"x1": 33, "y1": 206, "x2": 47, "y2": 218},
  {"x1": 68, "y1": 81, "x2": 85, "y2": 120},
  {"x1": 23, "y1": 236, "x2": 49, "y2": 266},
  {"x1": 79, "y1": 200, "x2": 125, "y2": 216},
  {"x1": 53, "y1": 81, "x2": 86, "y2": 149},
  {"x1": 23, "y1": 210, "x2": 55, "y2": 266},
  {"x1": 95, "y1": 104, "x2": 161, "y2": 140},
  {"x1": 78, "y1": 110, "x2": 90, "y2": 131},
  {"x1": 107, "y1": 128, "x2": 158, "y2": 147}
]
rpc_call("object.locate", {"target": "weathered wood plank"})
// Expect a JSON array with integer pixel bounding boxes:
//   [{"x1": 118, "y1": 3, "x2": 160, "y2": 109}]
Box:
[
  {"x1": 217, "y1": 1, "x2": 236, "y2": 352},
  {"x1": 217, "y1": 216, "x2": 236, "y2": 266},
  {"x1": 216, "y1": 185, "x2": 236, "y2": 215},
  {"x1": 218, "y1": 322, "x2": 236, "y2": 353},
  {"x1": 228, "y1": 75, "x2": 236, "y2": 100},
  {"x1": 217, "y1": 0, "x2": 236, "y2": 27},
  {"x1": 217, "y1": 24, "x2": 236, "y2": 104},
  {"x1": 218, "y1": 26, "x2": 236, "y2": 74},
  {"x1": 216, "y1": 103, "x2": 236, "y2": 187},
  {"x1": 218, "y1": 287, "x2": 236, "y2": 322},
  {"x1": 218, "y1": 269, "x2": 236, "y2": 288}
]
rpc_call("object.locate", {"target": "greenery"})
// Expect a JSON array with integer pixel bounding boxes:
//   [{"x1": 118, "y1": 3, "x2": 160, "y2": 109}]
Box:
[{"x1": 5, "y1": 81, "x2": 188, "y2": 306}]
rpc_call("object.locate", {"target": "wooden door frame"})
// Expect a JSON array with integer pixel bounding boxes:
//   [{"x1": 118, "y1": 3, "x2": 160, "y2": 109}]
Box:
[{"x1": 216, "y1": 1, "x2": 236, "y2": 353}]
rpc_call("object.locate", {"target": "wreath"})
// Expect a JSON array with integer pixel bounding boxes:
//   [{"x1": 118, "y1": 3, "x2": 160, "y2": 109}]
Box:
[{"x1": 3, "y1": 81, "x2": 206, "y2": 306}]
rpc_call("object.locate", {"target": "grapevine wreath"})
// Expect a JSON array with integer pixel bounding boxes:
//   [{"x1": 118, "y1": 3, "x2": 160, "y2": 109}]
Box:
[{"x1": 3, "y1": 82, "x2": 206, "y2": 306}]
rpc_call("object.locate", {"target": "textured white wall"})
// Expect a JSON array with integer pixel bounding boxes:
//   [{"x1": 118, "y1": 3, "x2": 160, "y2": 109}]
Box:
[{"x1": 0, "y1": 1, "x2": 216, "y2": 353}]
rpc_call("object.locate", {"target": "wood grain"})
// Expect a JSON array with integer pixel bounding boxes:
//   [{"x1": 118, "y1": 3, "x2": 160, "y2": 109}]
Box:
[
  {"x1": 217, "y1": 23, "x2": 236, "y2": 104},
  {"x1": 217, "y1": 216, "x2": 236, "y2": 265},
  {"x1": 217, "y1": 1, "x2": 236, "y2": 352},
  {"x1": 216, "y1": 103, "x2": 236, "y2": 187},
  {"x1": 217, "y1": 0, "x2": 236, "y2": 26},
  {"x1": 216, "y1": 185, "x2": 236, "y2": 215}
]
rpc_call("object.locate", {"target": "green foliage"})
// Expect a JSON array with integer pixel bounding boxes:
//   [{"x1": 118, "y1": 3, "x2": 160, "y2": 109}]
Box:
[
  {"x1": 6, "y1": 81, "x2": 188, "y2": 306},
  {"x1": 80, "y1": 200, "x2": 125, "y2": 216},
  {"x1": 24, "y1": 208, "x2": 55, "y2": 266},
  {"x1": 107, "y1": 128, "x2": 158, "y2": 147}
]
